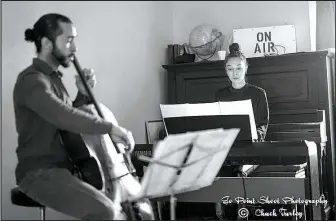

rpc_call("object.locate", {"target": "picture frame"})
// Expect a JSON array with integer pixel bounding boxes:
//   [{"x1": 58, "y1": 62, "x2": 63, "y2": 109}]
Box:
[{"x1": 145, "y1": 120, "x2": 166, "y2": 144}]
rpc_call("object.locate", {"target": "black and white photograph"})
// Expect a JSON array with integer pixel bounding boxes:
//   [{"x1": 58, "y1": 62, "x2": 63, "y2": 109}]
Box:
[{"x1": 1, "y1": 1, "x2": 335, "y2": 221}]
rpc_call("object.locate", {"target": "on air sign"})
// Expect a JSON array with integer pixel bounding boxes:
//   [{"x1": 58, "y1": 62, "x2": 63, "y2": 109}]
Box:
[{"x1": 233, "y1": 25, "x2": 297, "y2": 58}]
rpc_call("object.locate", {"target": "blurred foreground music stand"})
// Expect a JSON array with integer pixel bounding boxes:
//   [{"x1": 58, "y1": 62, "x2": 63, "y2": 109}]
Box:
[{"x1": 130, "y1": 128, "x2": 240, "y2": 220}]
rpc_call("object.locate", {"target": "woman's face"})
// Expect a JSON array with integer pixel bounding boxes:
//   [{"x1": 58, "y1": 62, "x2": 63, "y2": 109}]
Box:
[{"x1": 225, "y1": 57, "x2": 247, "y2": 85}]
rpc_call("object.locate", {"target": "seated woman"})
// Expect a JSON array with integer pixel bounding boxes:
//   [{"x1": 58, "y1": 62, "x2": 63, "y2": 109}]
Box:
[
  {"x1": 215, "y1": 43, "x2": 269, "y2": 220},
  {"x1": 215, "y1": 42, "x2": 269, "y2": 142}
]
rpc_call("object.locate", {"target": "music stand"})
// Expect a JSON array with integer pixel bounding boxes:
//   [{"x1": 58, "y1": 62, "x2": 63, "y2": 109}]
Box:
[
  {"x1": 128, "y1": 128, "x2": 240, "y2": 220},
  {"x1": 163, "y1": 114, "x2": 253, "y2": 142}
]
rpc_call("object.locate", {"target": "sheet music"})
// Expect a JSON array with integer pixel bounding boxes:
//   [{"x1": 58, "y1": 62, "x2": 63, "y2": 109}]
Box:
[
  {"x1": 160, "y1": 102, "x2": 220, "y2": 117},
  {"x1": 218, "y1": 100, "x2": 258, "y2": 140},
  {"x1": 160, "y1": 100, "x2": 258, "y2": 140},
  {"x1": 133, "y1": 128, "x2": 240, "y2": 199},
  {"x1": 174, "y1": 129, "x2": 240, "y2": 190}
]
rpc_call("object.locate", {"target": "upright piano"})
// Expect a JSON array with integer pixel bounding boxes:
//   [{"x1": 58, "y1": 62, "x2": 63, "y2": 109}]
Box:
[{"x1": 134, "y1": 50, "x2": 336, "y2": 220}]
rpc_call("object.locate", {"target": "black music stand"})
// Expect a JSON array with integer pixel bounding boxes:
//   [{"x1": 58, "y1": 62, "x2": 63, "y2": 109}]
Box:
[
  {"x1": 128, "y1": 128, "x2": 240, "y2": 220},
  {"x1": 163, "y1": 114, "x2": 254, "y2": 142}
]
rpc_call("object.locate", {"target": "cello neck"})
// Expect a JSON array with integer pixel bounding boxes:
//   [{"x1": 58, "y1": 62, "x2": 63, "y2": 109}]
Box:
[{"x1": 72, "y1": 55, "x2": 122, "y2": 154}]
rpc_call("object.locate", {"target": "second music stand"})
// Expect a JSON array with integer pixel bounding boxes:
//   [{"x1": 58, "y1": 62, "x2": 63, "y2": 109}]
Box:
[{"x1": 129, "y1": 128, "x2": 240, "y2": 220}]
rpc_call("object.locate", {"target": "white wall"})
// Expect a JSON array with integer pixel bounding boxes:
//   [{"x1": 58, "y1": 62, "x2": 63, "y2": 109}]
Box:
[
  {"x1": 2, "y1": 1, "x2": 172, "y2": 219},
  {"x1": 171, "y1": 1, "x2": 311, "y2": 52},
  {"x1": 2, "y1": 1, "x2": 311, "y2": 220},
  {"x1": 316, "y1": 1, "x2": 335, "y2": 50}
]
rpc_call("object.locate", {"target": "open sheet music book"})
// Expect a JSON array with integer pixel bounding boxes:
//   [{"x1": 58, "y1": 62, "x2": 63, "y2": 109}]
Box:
[
  {"x1": 159, "y1": 99, "x2": 258, "y2": 140},
  {"x1": 132, "y1": 128, "x2": 240, "y2": 200}
]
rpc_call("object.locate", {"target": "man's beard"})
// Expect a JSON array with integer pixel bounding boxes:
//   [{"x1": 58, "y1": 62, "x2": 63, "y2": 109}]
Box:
[{"x1": 51, "y1": 47, "x2": 72, "y2": 68}]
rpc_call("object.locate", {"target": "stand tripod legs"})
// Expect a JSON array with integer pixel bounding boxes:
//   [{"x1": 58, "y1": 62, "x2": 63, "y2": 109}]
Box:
[
  {"x1": 157, "y1": 201, "x2": 162, "y2": 220},
  {"x1": 170, "y1": 195, "x2": 177, "y2": 220}
]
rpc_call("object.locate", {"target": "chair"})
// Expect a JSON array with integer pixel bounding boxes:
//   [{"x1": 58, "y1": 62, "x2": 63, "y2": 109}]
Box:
[{"x1": 11, "y1": 187, "x2": 46, "y2": 220}]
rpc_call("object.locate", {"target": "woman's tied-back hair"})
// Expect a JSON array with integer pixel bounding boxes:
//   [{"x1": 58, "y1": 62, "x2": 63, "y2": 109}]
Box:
[
  {"x1": 225, "y1": 42, "x2": 248, "y2": 67},
  {"x1": 24, "y1": 13, "x2": 72, "y2": 53}
]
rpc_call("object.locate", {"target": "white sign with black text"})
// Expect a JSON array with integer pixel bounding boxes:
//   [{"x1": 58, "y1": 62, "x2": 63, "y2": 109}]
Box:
[{"x1": 233, "y1": 25, "x2": 297, "y2": 58}]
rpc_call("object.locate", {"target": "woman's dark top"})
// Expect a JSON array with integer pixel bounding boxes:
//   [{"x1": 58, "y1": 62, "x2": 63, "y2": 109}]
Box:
[{"x1": 215, "y1": 82, "x2": 269, "y2": 141}]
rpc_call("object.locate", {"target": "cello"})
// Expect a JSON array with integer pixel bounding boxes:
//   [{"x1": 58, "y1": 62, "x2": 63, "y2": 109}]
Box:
[{"x1": 60, "y1": 54, "x2": 155, "y2": 220}]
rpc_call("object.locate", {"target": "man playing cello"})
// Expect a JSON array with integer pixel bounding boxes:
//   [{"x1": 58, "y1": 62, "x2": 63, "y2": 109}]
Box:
[{"x1": 13, "y1": 13, "x2": 153, "y2": 220}]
